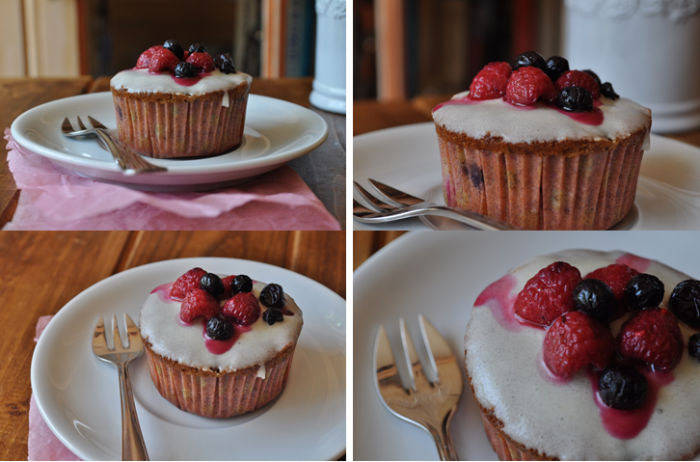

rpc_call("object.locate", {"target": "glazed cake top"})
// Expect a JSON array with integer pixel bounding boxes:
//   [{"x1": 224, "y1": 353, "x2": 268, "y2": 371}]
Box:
[
  {"x1": 465, "y1": 249, "x2": 700, "y2": 461},
  {"x1": 111, "y1": 68, "x2": 252, "y2": 96},
  {"x1": 433, "y1": 92, "x2": 651, "y2": 149},
  {"x1": 140, "y1": 280, "x2": 303, "y2": 374}
]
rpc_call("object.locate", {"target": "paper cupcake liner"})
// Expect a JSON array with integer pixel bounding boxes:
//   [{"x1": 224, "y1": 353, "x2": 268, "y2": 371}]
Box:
[
  {"x1": 480, "y1": 410, "x2": 549, "y2": 461},
  {"x1": 113, "y1": 91, "x2": 248, "y2": 159},
  {"x1": 144, "y1": 344, "x2": 293, "y2": 418},
  {"x1": 437, "y1": 136, "x2": 644, "y2": 230}
]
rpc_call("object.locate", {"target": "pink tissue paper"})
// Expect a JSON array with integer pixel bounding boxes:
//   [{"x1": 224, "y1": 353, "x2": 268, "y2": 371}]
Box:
[{"x1": 4, "y1": 129, "x2": 340, "y2": 230}]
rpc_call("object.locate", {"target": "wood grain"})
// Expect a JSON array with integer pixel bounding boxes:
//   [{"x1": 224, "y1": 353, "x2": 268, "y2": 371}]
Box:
[
  {"x1": 353, "y1": 231, "x2": 406, "y2": 270},
  {"x1": 353, "y1": 99, "x2": 430, "y2": 136}
]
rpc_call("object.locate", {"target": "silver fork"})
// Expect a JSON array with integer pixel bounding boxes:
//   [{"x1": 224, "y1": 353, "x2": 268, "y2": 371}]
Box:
[
  {"x1": 374, "y1": 315, "x2": 463, "y2": 461},
  {"x1": 61, "y1": 116, "x2": 166, "y2": 174},
  {"x1": 93, "y1": 314, "x2": 149, "y2": 461},
  {"x1": 354, "y1": 180, "x2": 520, "y2": 230}
]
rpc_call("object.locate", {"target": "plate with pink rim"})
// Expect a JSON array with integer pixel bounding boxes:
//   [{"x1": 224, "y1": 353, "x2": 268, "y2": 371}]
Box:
[
  {"x1": 11, "y1": 92, "x2": 328, "y2": 191},
  {"x1": 31, "y1": 257, "x2": 345, "y2": 460},
  {"x1": 353, "y1": 123, "x2": 700, "y2": 230}
]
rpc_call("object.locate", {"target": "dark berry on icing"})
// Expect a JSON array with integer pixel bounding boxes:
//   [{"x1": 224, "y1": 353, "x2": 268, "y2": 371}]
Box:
[
  {"x1": 206, "y1": 317, "x2": 234, "y2": 340},
  {"x1": 188, "y1": 43, "x2": 207, "y2": 54},
  {"x1": 598, "y1": 364, "x2": 647, "y2": 410},
  {"x1": 263, "y1": 307, "x2": 284, "y2": 325},
  {"x1": 545, "y1": 56, "x2": 569, "y2": 82},
  {"x1": 200, "y1": 273, "x2": 224, "y2": 298},
  {"x1": 260, "y1": 283, "x2": 285, "y2": 308},
  {"x1": 582, "y1": 69, "x2": 602, "y2": 87},
  {"x1": 163, "y1": 39, "x2": 184, "y2": 61},
  {"x1": 625, "y1": 274, "x2": 664, "y2": 311},
  {"x1": 601, "y1": 82, "x2": 619, "y2": 100},
  {"x1": 689, "y1": 333, "x2": 700, "y2": 361},
  {"x1": 174, "y1": 61, "x2": 197, "y2": 78},
  {"x1": 512, "y1": 51, "x2": 546, "y2": 72},
  {"x1": 556, "y1": 86, "x2": 593, "y2": 112},
  {"x1": 669, "y1": 280, "x2": 700, "y2": 329},
  {"x1": 214, "y1": 53, "x2": 236, "y2": 74},
  {"x1": 232, "y1": 274, "x2": 253, "y2": 294},
  {"x1": 573, "y1": 279, "x2": 618, "y2": 323}
]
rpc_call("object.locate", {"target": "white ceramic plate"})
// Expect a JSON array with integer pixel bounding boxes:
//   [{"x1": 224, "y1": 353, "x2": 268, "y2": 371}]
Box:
[
  {"x1": 353, "y1": 231, "x2": 700, "y2": 461},
  {"x1": 31, "y1": 257, "x2": 346, "y2": 461},
  {"x1": 353, "y1": 123, "x2": 700, "y2": 230},
  {"x1": 11, "y1": 93, "x2": 328, "y2": 191}
]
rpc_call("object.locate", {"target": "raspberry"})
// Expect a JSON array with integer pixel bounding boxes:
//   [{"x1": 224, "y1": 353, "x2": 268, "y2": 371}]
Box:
[
  {"x1": 514, "y1": 261, "x2": 582, "y2": 326},
  {"x1": 555, "y1": 70, "x2": 600, "y2": 99},
  {"x1": 171, "y1": 267, "x2": 208, "y2": 300},
  {"x1": 585, "y1": 264, "x2": 639, "y2": 319},
  {"x1": 617, "y1": 308, "x2": 683, "y2": 372},
  {"x1": 186, "y1": 52, "x2": 215, "y2": 73},
  {"x1": 543, "y1": 311, "x2": 615, "y2": 378},
  {"x1": 135, "y1": 45, "x2": 163, "y2": 69},
  {"x1": 180, "y1": 289, "x2": 220, "y2": 323},
  {"x1": 220, "y1": 275, "x2": 236, "y2": 299},
  {"x1": 222, "y1": 292, "x2": 261, "y2": 326},
  {"x1": 148, "y1": 48, "x2": 179, "y2": 73},
  {"x1": 504, "y1": 66, "x2": 558, "y2": 105},
  {"x1": 469, "y1": 62, "x2": 512, "y2": 100}
]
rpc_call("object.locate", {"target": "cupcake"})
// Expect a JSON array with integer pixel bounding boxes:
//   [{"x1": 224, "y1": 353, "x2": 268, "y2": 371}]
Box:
[
  {"x1": 139, "y1": 268, "x2": 303, "y2": 418},
  {"x1": 432, "y1": 52, "x2": 651, "y2": 230},
  {"x1": 466, "y1": 249, "x2": 700, "y2": 460},
  {"x1": 110, "y1": 40, "x2": 252, "y2": 159}
]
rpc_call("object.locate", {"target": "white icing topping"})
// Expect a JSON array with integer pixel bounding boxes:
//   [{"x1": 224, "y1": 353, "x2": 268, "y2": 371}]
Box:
[
  {"x1": 433, "y1": 93, "x2": 651, "y2": 149},
  {"x1": 257, "y1": 364, "x2": 266, "y2": 379},
  {"x1": 465, "y1": 250, "x2": 700, "y2": 460},
  {"x1": 140, "y1": 281, "x2": 303, "y2": 373},
  {"x1": 110, "y1": 69, "x2": 252, "y2": 100},
  {"x1": 222, "y1": 91, "x2": 230, "y2": 108}
]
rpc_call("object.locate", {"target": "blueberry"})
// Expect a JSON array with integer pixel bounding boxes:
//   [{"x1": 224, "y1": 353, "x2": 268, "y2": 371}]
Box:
[
  {"x1": 601, "y1": 82, "x2": 619, "y2": 100},
  {"x1": 232, "y1": 274, "x2": 253, "y2": 294},
  {"x1": 545, "y1": 56, "x2": 569, "y2": 82},
  {"x1": 206, "y1": 317, "x2": 234, "y2": 340},
  {"x1": 260, "y1": 283, "x2": 285, "y2": 308},
  {"x1": 188, "y1": 43, "x2": 207, "y2": 54},
  {"x1": 163, "y1": 39, "x2": 184, "y2": 60},
  {"x1": 262, "y1": 308, "x2": 284, "y2": 325},
  {"x1": 556, "y1": 86, "x2": 593, "y2": 112},
  {"x1": 214, "y1": 53, "x2": 236, "y2": 74},
  {"x1": 200, "y1": 273, "x2": 224, "y2": 298},
  {"x1": 574, "y1": 279, "x2": 618, "y2": 323},
  {"x1": 512, "y1": 51, "x2": 546, "y2": 72},
  {"x1": 582, "y1": 69, "x2": 602, "y2": 87},
  {"x1": 598, "y1": 364, "x2": 647, "y2": 410},
  {"x1": 669, "y1": 280, "x2": 700, "y2": 329},
  {"x1": 174, "y1": 61, "x2": 197, "y2": 78},
  {"x1": 625, "y1": 274, "x2": 664, "y2": 311},
  {"x1": 689, "y1": 333, "x2": 700, "y2": 361}
]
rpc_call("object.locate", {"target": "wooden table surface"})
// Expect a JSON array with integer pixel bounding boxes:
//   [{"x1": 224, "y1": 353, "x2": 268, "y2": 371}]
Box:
[
  {"x1": 0, "y1": 230, "x2": 345, "y2": 460},
  {"x1": 0, "y1": 76, "x2": 346, "y2": 229},
  {"x1": 353, "y1": 231, "x2": 405, "y2": 271}
]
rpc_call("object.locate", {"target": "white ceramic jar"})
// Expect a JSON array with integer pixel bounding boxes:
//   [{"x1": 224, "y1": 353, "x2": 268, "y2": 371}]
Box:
[{"x1": 310, "y1": 0, "x2": 346, "y2": 114}]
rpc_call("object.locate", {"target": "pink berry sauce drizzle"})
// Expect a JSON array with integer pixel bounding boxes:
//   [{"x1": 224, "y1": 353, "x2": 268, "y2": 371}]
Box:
[{"x1": 474, "y1": 253, "x2": 681, "y2": 439}]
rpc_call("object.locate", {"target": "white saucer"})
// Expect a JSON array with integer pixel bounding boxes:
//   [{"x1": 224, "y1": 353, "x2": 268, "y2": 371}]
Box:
[
  {"x1": 11, "y1": 93, "x2": 328, "y2": 191},
  {"x1": 353, "y1": 231, "x2": 700, "y2": 460},
  {"x1": 31, "y1": 258, "x2": 346, "y2": 461},
  {"x1": 354, "y1": 123, "x2": 700, "y2": 230}
]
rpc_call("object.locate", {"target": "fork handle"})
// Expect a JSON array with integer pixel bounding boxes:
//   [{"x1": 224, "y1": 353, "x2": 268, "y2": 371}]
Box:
[
  {"x1": 117, "y1": 363, "x2": 149, "y2": 461},
  {"x1": 91, "y1": 128, "x2": 129, "y2": 171},
  {"x1": 429, "y1": 419, "x2": 459, "y2": 461}
]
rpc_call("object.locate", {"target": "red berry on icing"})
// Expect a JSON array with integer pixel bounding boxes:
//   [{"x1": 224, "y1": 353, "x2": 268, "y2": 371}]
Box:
[
  {"x1": 171, "y1": 267, "x2": 208, "y2": 300},
  {"x1": 585, "y1": 264, "x2": 639, "y2": 319},
  {"x1": 469, "y1": 62, "x2": 512, "y2": 100},
  {"x1": 222, "y1": 292, "x2": 260, "y2": 326},
  {"x1": 220, "y1": 275, "x2": 236, "y2": 299},
  {"x1": 514, "y1": 261, "x2": 582, "y2": 326},
  {"x1": 504, "y1": 66, "x2": 558, "y2": 106},
  {"x1": 148, "y1": 48, "x2": 179, "y2": 73},
  {"x1": 135, "y1": 45, "x2": 163, "y2": 69},
  {"x1": 617, "y1": 308, "x2": 683, "y2": 373},
  {"x1": 555, "y1": 70, "x2": 601, "y2": 100},
  {"x1": 544, "y1": 311, "x2": 615, "y2": 378},
  {"x1": 180, "y1": 288, "x2": 220, "y2": 323},
  {"x1": 186, "y1": 52, "x2": 215, "y2": 73}
]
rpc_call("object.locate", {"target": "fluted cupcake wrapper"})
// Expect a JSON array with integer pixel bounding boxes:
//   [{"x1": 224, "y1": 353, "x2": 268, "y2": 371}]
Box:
[
  {"x1": 481, "y1": 411, "x2": 547, "y2": 461},
  {"x1": 437, "y1": 136, "x2": 645, "y2": 230},
  {"x1": 145, "y1": 344, "x2": 293, "y2": 419},
  {"x1": 113, "y1": 91, "x2": 248, "y2": 159}
]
